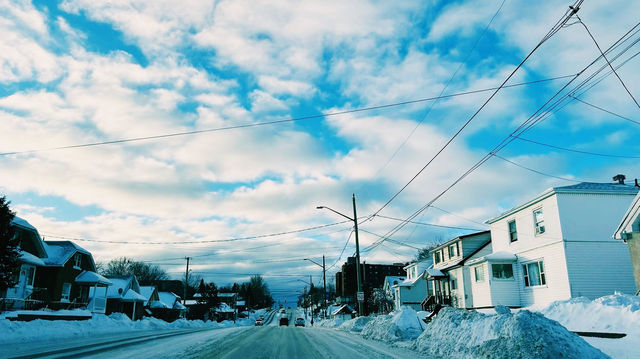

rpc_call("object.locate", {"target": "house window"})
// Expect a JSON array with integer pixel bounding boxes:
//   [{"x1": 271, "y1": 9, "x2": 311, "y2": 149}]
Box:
[
  {"x1": 523, "y1": 261, "x2": 546, "y2": 287},
  {"x1": 474, "y1": 265, "x2": 485, "y2": 282},
  {"x1": 61, "y1": 283, "x2": 72, "y2": 302},
  {"x1": 508, "y1": 220, "x2": 518, "y2": 242},
  {"x1": 450, "y1": 278, "x2": 457, "y2": 290},
  {"x1": 73, "y1": 253, "x2": 82, "y2": 268},
  {"x1": 448, "y1": 243, "x2": 458, "y2": 259},
  {"x1": 533, "y1": 209, "x2": 545, "y2": 235},
  {"x1": 434, "y1": 251, "x2": 441, "y2": 264},
  {"x1": 26, "y1": 266, "x2": 35, "y2": 286},
  {"x1": 491, "y1": 263, "x2": 514, "y2": 279}
]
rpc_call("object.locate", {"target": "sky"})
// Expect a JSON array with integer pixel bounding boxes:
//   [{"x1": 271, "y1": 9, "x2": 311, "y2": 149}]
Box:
[{"x1": 1, "y1": 0, "x2": 639, "y2": 305}]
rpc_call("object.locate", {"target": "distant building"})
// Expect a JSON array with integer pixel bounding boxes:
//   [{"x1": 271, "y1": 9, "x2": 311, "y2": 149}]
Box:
[{"x1": 336, "y1": 257, "x2": 405, "y2": 314}]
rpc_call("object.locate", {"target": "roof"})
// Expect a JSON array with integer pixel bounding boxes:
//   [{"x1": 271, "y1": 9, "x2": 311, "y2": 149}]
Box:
[
  {"x1": 466, "y1": 251, "x2": 518, "y2": 266},
  {"x1": 122, "y1": 289, "x2": 146, "y2": 302},
  {"x1": 11, "y1": 217, "x2": 47, "y2": 258},
  {"x1": 236, "y1": 300, "x2": 246, "y2": 306},
  {"x1": 487, "y1": 182, "x2": 639, "y2": 224},
  {"x1": 384, "y1": 276, "x2": 405, "y2": 289},
  {"x1": 218, "y1": 292, "x2": 236, "y2": 298},
  {"x1": 430, "y1": 230, "x2": 491, "y2": 251},
  {"x1": 105, "y1": 276, "x2": 139, "y2": 299},
  {"x1": 403, "y1": 258, "x2": 433, "y2": 271},
  {"x1": 426, "y1": 268, "x2": 447, "y2": 278},
  {"x1": 397, "y1": 273, "x2": 424, "y2": 287},
  {"x1": 75, "y1": 270, "x2": 111, "y2": 285},
  {"x1": 138, "y1": 286, "x2": 158, "y2": 305},
  {"x1": 614, "y1": 190, "x2": 640, "y2": 239},
  {"x1": 216, "y1": 302, "x2": 235, "y2": 313},
  {"x1": 331, "y1": 304, "x2": 354, "y2": 316},
  {"x1": 158, "y1": 291, "x2": 181, "y2": 306},
  {"x1": 42, "y1": 241, "x2": 93, "y2": 268},
  {"x1": 19, "y1": 250, "x2": 45, "y2": 266}
]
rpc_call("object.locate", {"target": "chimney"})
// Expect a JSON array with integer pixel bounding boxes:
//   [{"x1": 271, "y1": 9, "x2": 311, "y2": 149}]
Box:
[{"x1": 613, "y1": 174, "x2": 626, "y2": 184}]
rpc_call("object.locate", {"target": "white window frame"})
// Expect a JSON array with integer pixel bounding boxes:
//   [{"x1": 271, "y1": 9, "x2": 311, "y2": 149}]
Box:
[
  {"x1": 448, "y1": 243, "x2": 458, "y2": 259},
  {"x1": 533, "y1": 208, "x2": 545, "y2": 235},
  {"x1": 73, "y1": 253, "x2": 82, "y2": 268},
  {"x1": 26, "y1": 266, "x2": 35, "y2": 286},
  {"x1": 473, "y1": 265, "x2": 485, "y2": 283},
  {"x1": 434, "y1": 251, "x2": 441, "y2": 264},
  {"x1": 491, "y1": 263, "x2": 514, "y2": 280},
  {"x1": 508, "y1": 220, "x2": 518, "y2": 242},
  {"x1": 522, "y1": 260, "x2": 546, "y2": 287},
  {"x1": 61, "y1": 283, "x2": 72, "y2": 302}
]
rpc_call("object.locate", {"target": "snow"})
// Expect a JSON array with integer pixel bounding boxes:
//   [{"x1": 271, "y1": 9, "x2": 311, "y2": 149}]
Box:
[
  {"x1": 337, "y1": 316, "x2": 373, "y2": 333},
  {"x1": 75, "y1": 270, "x2": 111, "y2": 285},
  {"x1": 426, "y1": 268, "x2": 446, "y2": 277},
  {"x1": 467, "y1": 251, "x2": 517, "y2": 265},
  {"x1": 18, "y1": 250, "x2": 45, "y2": 266},
  {"x1": 0, "y1": 310, "x2": 259, "y2": 346},
  {"x1": 361, "y1": 307, "x2": 425, "y2": 343},
  {"x1": 412, "y1": 307, "x2": 606, "y2": 359}
]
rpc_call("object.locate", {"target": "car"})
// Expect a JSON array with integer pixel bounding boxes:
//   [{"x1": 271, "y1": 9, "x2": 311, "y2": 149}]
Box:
[
  {"x1": 279, "y1": 317, "x2": 289, "y2": 326},
  {"x1": 280, "y1": 309, "x2": 286, "y2": 314},
  {"x1": 294, "y1": 318, "x2": 305, "y2": 327},
  {"x1": 254, "y1": 319, "x2": 263, "y2": 326}
]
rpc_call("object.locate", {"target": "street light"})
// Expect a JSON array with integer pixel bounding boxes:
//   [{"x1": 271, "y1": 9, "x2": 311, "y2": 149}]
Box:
[
  {"x1": 304, "y1": 257, "x2": 327, "y2": 318},
  {"x1": 316, "y1": 193, "x2": 364, "y2": 316}
]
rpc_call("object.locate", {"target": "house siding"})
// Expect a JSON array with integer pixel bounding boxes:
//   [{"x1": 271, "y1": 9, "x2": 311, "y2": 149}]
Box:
[
  {"x1": 469, "y1": 262, "x2": 491, "y2": 307},
  {"x1": 487, "y1": 263, "x2": 520, "y2": 307},
  {"x1": 564, "y1": 240, "x2": 637, "y2": 297},
  {"x1": 515, "y1": 242, "x2": 571, "y2": 307}
]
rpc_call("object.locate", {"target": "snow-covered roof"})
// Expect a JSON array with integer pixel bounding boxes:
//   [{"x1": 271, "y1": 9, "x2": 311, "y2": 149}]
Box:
[
  {"x1": 236, "y1": 300, "x2": 246, "y2": 306},
  {"x1": 11, "y1": 217, "x2": 47, "y2": 258},
  {"x1": 331, "y1": 304, "x2": 354, "y2": 316},
  {"x1": 75, "y1": 270, "x2": 111, "y2": 285},
  {"x1": 216, "y1": 302, "x2": 235, "y2": 313},
  {"x1": 158, "y1": 291, "x2": 181, "y2": 307},
  {"x1": 217, "y1": 292, "x2": 236, "y2": 298},
  {"x1": 487, "y1": 182, "x2": 639, "y2": 224},
  {"x1": 150, "y1": 300, "x2": 171, "y2": 309},
  {"x1": 42, "y1": 241, "x2": 93, "y2": 269},
  {"x1": 19, "y1": 250, "x2": 45, "y2": 266},
  {"x1": 122, "y1": 290, "x2": 146, "y2": 302},
  {"x1": 105, "y1": 276, "x2": 141, "y2": 299},
  {"x1": 173, "y1": 301, "x2": 186, "y2": 310},
  {"x1": 11, "y1": 217, "x2": 38, "y2": 232},
  {"x1": 384, "y1": 276, "x2": 406, "y2": 289},
  {"x1": 138, "y1": 286, "x2": 157, "y2": 302},
  {"x1": 403, "y1": 258, "x2": 433, "y2": 271},
  {"x1": 397, "y1": 273, "x2": 424, "y2": 287},
  {"x1": 426, "y1": 268, "x2": 447, "y2": 278}
]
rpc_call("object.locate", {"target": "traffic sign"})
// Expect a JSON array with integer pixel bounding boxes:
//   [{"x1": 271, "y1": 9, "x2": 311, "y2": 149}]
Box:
[{"x1": 357, "y1": 291, "x2": 364, "y2": 302}]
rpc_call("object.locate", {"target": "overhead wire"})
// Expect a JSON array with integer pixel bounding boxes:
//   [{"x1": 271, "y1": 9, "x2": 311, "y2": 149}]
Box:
[{"x1": 515, "y1": 137, "x2": 640, "y2": 159}]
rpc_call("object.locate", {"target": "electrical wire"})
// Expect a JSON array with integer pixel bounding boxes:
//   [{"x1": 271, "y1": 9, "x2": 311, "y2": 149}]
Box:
[
  {"x1": 515, "y1": 137, "x2": 640, "y2": 159},
  {"x1": 491, "y1": 154, "x2": 583, "y2": 182}
]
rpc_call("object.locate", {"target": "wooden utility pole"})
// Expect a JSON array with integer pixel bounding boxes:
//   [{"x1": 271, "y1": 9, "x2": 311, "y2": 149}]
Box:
[
  {"x1": 322, "y1": 255, "x2": 327, "y2": 318},
  {"x1": 184, "y1": 257, "x2": 190, "y2": 304}
]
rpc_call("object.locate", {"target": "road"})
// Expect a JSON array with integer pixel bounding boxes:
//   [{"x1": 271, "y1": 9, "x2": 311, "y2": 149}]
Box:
[{"x1": 5, "y1": 310, "x2": 423, "y2": 359}]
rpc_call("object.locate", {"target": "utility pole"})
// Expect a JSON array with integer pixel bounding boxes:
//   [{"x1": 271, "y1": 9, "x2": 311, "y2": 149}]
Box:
[
  {"x1": 309, "y1": 275, "x2": 313, "y2": 317},
  {"x1": 184, "y1": 257, "x2": 190, "y2": 304},
  {"x1": 352, "y1": 194, "x2": 364, "y2": 317},
  {"x1": 322, "y1": 255, "x2": 327, "y2": 318}
]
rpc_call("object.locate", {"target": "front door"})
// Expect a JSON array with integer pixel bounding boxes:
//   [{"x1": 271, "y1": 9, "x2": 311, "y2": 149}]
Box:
[{"x1": 5, "y1": 264, "x2": 35, "y2": 300}]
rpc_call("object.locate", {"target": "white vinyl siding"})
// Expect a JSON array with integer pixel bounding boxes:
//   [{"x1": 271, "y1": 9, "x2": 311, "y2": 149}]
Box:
[{"x1": 473, "y1": 265, "x2": 485, "y2": 282}]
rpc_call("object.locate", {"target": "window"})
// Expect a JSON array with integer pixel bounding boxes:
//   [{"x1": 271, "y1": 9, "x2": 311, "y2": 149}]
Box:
[
  {"x1": 448, "y1": 243, "x2": 458, "y2": 259},
  {"x1": 474, "y1": 265, "x2": 485, "y2": 282},
  {"x1": 491, "y1": 264, "x2": 514, "y2": 279},
  {"x1": 533, "y1": 209, "x2": 545, "y2": 235},
  {"x1": 450, "y1": 278, "x2": 457, "y2": 290},
  {"x1": 61, "y1": 283, "x2": 72, "y2": 302},
  {"x1": 73, "y1": 253, "x2": 82, "y2": 268},
  {"x1": 26, "y1": 266, "x2": 35, "y2": 286},
  {"x1": 523, "y1": 261, "x2": 546, "y2": 287},
  {"x1": 508, "y1": 220, "x2": 518, "y2": 242},
  {"x1": 434, "y1": 251, "x2": 441, "y2": 264}
]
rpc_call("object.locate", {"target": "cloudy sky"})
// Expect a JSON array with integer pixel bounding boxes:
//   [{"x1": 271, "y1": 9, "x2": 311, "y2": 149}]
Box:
[{"x1": 2, "y1": 0, "x2": 639, "y2": 304}]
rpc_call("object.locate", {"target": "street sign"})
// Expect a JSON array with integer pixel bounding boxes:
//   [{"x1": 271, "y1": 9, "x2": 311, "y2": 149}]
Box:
[{"x1": 357, "y1": 291, "x2": 364, "y2": 302}]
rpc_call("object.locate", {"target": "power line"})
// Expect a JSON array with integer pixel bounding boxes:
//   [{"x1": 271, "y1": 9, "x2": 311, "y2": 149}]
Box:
[
  {"x1": 370, "y1": 2, "x2": 581, "y2": 218},
  {"x1": 41, "y1": 220, "x2": 350, "y2": 245},
  {"x1": 515, "y1": 137, "x2": 640, "y2": 159},
  {"x1": 491, "y1": 154, "x2": 583, "y2": 183},
  {"x1": 576, "y1": 13, "x2": 640, "y2": 109},
  {"x1": 373, "y1": 214, "x2": 485, "y2": 231},
  {"x1": 569, "y1": 95, "x2": 640, "y2": 125},
  {"x1": 0, "y1": 76, "x2": 576, "y2": 157}
]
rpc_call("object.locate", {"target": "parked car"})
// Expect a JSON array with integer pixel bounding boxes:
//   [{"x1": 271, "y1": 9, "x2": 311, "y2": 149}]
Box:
[
  {"x1": 279, "y1": 317, "x2": 289, "y2": 326},
  {"x1": 294, "y1": 318, "x2": 305, "y2": 327},
  {"x1": 254, "y1": 319, "x2": 263, "y2": 326}
]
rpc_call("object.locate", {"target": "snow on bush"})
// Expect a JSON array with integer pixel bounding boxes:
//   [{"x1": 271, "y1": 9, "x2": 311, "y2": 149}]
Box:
[
  {"x1": 361, "y1": 307, "x2": 425, "y2": 342},
  {"x1": 413, "y1": 307, "x2": 607, "y2": 359},
  {"x1": 0, "y1": 312, "x2": 251, "y2": 345},
  {"x1": 338, "y1": 316, "x2": 372, "y2": 333}
]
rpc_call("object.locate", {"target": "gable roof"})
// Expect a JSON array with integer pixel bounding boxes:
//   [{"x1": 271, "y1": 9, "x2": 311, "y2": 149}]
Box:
[
  {"x1": 75, "y1": 270, "x2": 111, "y2": 285},
  {"x1": 614, "y1": 190, "x2": 640, "y2": 239},
  {"x1": 105, "y1": 275, "x2": 141, "y2": 299},
  {"x1": 487, "y1": 182, "x2": 639, "y2": 224},
  {"x1": 437, "y1": 240, "x2": 492, "y2": 271},
  {"x1": 430, "y1": 230, "x2": 491, "y2": 251},
  {"x1": 43, "y1": 241, "x2": 95, "y2": 269},
  {"x1": 11, "y1": 217, "x2": 47, "y2": 258},
  {"x1": 384, "y1": 276, "x2": 405, "y2": 289}
]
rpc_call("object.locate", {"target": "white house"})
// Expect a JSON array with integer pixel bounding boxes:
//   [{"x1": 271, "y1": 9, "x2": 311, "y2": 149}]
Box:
[
  {"x1": 392, "y1": 259, "x2": 432, "y2": 311},
  {"x1": 426, "y1": 231, "x2": 492, "y2": 310},
  {"x1": 476, "y1": 179, "x2": 638, "y2": 308},
  {"x1": 612, "y1": 188, "x2": 640, "y2": 293}
]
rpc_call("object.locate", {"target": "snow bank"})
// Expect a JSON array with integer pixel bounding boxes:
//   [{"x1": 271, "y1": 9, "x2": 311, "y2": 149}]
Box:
[
  {"x1": 531, "y1": 293, "x2": 640, "y2": 359},
  {"x1": 316, "y1": 318, "x2": 345, "y2": 328},
  {"x1": 361, "y1": 307, "x2": 425, "y2": 342},
  {"x1": 0, "y1": 311, "x2": 253, "y2": 345},
  {"x1": 338, "y1": 316, "x2": 372, "y2": 333},
  {"x1": 413, "y1": 307, "x2": 607, "y2": 359}
]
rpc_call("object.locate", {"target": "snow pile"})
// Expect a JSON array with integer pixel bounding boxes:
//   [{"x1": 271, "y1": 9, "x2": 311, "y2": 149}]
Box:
[
  {"x1": 413, "y1": 307, "x2": 606, "y2": 359},
  {"x1": 532, "y1": 293, "x2": 640, "y2": 359},
  {"x1": 361, "y1": 307, "x2": 425, "y2": 342},
  {"x1": 338, "y1": 316, "x2": 372, "y2": 333},
  {"x1": 316, "y1": 317, "x2": 345, "y2": 328},
  {"x1": 0, "y1": 311, "x2": 252, "y2": 345}
]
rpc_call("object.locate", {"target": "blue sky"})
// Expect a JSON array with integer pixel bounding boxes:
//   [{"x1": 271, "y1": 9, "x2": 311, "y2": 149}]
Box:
[{"x1": 1, "y1": 0, "x2": 639, "y2": 305}]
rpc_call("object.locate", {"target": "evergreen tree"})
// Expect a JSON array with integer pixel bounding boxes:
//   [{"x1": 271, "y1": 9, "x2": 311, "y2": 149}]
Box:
[{"x1": 0, "y1": 196, "x2": 19, "y2": 294}]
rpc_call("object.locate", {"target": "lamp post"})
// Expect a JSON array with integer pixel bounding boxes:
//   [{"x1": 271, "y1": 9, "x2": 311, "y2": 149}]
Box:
[
  {"x1": 317, "y1": 193, "x2": 364, "y2": 316},
  {"x1": 304, "y1": 256, "x2": 327, "y2": 318}
]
